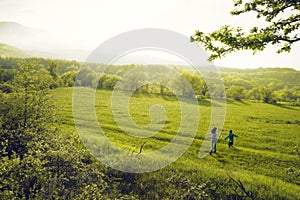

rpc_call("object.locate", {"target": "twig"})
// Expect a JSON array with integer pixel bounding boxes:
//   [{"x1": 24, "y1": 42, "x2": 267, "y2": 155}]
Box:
[
  {"x1": 136, "y1": 142, "x2": 146, "y2": 156},
  {"x1": 228, "y1": 175, "x2": 255, "y2": 200}
]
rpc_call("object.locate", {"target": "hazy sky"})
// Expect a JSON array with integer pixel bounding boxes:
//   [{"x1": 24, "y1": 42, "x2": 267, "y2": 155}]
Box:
[{"x1": 0, "y1": 0, "x2": 299, "y2": 69}]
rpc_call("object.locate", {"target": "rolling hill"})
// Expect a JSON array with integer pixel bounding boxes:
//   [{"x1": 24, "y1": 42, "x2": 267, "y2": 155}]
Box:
[
  {"x1": 0, "y1": 42, "x2": 31, "y2": 58},
  {"x1": 0, "y1": 21, "x2": 40, "y2": 49}
]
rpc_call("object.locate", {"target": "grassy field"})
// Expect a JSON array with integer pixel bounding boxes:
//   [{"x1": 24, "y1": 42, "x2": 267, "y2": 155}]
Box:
[{"x1": 52, "y1": 87, "x2": 300, "y2": 199}]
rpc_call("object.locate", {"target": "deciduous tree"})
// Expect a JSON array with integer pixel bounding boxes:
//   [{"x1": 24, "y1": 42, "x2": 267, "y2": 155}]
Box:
[{"x1": 191, "y1": 0, "x2": 300, "y2": 61}]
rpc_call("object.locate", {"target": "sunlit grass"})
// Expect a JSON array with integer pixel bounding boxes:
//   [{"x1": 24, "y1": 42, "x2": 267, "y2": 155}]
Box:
[{"x1": 52, "y1": 87, "x2": 300, "y2": 198}]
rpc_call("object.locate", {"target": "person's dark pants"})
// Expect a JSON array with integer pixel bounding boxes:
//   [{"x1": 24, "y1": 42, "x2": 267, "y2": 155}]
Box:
[
  {"x1": 228, "y1": 141, "x2": 233, "y2": 148},
  {"x1": 210, "y1": 141, "x2": 217, "y2": 155},
  {"x1": 213, "y1": 143, "x2": 216, "y2": 152}
]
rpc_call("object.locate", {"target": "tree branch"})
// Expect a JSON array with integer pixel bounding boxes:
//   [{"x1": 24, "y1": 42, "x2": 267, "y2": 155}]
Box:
[{"x1": 278, "y1": 37, "x2": 300, "y2": 43}]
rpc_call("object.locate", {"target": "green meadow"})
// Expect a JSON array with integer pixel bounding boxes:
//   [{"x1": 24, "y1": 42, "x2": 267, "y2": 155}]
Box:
[
  {"x1": 53, "y1": 87, "x2": 300, "y2": 199},
  {"x1": 1, "y1": 57, "x2": 299, "y2": 199}
]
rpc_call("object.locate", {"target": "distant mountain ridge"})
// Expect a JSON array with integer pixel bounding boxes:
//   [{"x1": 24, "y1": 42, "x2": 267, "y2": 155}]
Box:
[
  {"x1": 0, "y1": 21, "x2": 36, "y2": 33},
  {"x1": 0, "y1": 21, "x2": 299, "y2": 70},
  {"x1": 0, "y1": 21, "x2": 89, "y2": 60},
  {"x1": 0, "y1": 21, "x2": 41, "y2": 49}
]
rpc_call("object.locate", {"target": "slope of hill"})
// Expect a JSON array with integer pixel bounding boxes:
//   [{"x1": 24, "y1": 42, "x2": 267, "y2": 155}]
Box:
[
  {"x1": 0, "y1": 21, "x2": 40, "y2": 49},
  {"x1": 0, "y1": 43, "x2": 31, "y2": 58},
  {"x1": 53, "y1": 87, "x2": 300, "y2": 199},
  {"x1": 0, "y1": 21, "x2": 34, "y2": 33},
  {"x1": 219, "y1": 67, "x2": 300, "y2": 89}
]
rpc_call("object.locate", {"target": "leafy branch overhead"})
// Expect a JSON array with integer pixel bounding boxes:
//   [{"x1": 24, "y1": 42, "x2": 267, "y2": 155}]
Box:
[{"x1": 190, "y1": 0, "x2": 300, "y2": 61}]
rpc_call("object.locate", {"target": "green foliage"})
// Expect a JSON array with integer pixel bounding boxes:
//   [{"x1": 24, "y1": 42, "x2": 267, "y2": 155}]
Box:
[
  {"x1": 0, "y1": 58, "x2": 299, "y2": 198},
  {"x1": 275, "y1": 87, "x2": 299, "y2": 102},
  {"x1": 76, "y1": 67, "x2": 98, "y2": 87},
  {"x1": 191, "y1": 0, "x2": 300, "y2": 60},
  {"x1": 247, "y1": 88, "x2": 260, "y2": 100},
  {"x1": 1, "y1": 57, "x2": 299, "y2": 103},
  {"x1": 0, "y1": 61, "x2": 55, "y2": 158},
  {"x1": 221, "y1": 67, "x2": 300, "y2": 103},
  {"x1": 0, "y1": 58, "x2": 299, "y2": 200},
  {"x1": 227, "y1": 85, "x2": 245, "y2": 101},
  {"x1": 61, "y1": 70, "x2": 78, "y2": 87},
  {"x1": 97, "y1": 73, "x2": 121, "y2": 90},
  {"x1": 0, "y1": 62, "x2": 108, "y2": 199},
  {"x1": 174, "y1": 72, "x2": 206, "y2": 98},
  {"x1": 47, "y1": 62, "x2": 60, "y2": 88},
  {"x1": 0, "y1": 82, "x2": 13, "y2": 93},
  {"x1": 259, "y1": 86, "x2": 276, "y2": 103}
]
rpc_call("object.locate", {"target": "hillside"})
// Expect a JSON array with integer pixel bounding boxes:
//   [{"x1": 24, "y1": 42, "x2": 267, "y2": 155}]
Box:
[
  {"x1": 0, "y1": 43, "x2": 31, "y2": 58},
  {"x1": 0, "y1": 21, "x2": 34, "y2": 32},
  {"x1": 0, "y1": 58, "x2": 299, "y2": 199},
  {"x1": 54, "y1": 87, "x2": 300, "y2": 199},
  {"x1": 0, "y1": 21, "x2": 40, "y2": 49},
  {"x1": 0, "y1": 21, "x2": 89, "y2": 61},
  {"x1": 219, "y1": 67, "x2": 300, "y2": 89}
]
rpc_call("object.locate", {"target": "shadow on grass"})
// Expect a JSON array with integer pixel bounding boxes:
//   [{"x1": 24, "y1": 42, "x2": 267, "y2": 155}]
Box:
[
  {"x1": 226, "y1": 99, "x2": 249, "y2": 105},
  {"x1": 271, "y1": 103, "x2": 296, "y2": 110},
  {"x1": 211, "y1": 152, "x2": 228, "y2": 164}
]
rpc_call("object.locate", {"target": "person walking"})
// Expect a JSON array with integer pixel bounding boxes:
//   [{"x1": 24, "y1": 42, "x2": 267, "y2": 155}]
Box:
[
  {"x1": 224, "y1": 130, "x2": 239, "y2": 148},
  {"x1": 205, "y1": 127, "x2": 220, "y2": 155}
]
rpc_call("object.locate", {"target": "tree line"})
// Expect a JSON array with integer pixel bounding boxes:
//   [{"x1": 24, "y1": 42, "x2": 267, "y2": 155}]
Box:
[{"x1": 0, "y1": 57, "x2": 299, "y2": 104}]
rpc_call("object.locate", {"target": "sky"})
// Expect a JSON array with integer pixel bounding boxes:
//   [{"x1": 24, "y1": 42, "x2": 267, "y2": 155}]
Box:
[{"x1": 0, "y1": 0, "x2": 299, "y2": 69}]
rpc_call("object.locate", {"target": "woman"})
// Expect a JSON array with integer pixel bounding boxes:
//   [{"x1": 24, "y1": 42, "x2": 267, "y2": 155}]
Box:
[{"x1": 205, "y1": 127, "x2": 220, "y2": 155}]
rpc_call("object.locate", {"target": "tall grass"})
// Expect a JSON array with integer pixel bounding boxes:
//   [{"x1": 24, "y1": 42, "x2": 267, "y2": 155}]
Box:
[{"x1": 52, "y1": 87, "x2": 300, "y2": 199}]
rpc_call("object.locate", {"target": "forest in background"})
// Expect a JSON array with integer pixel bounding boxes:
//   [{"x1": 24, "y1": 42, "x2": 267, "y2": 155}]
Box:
[{"x1": 0, "y1": 57, "x2": 299, "y2": 104}]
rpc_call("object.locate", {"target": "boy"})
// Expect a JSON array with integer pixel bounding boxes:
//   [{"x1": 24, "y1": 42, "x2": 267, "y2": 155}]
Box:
[{"x1": 224, "y1": 130, "x2": 239, "y2": 148}]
